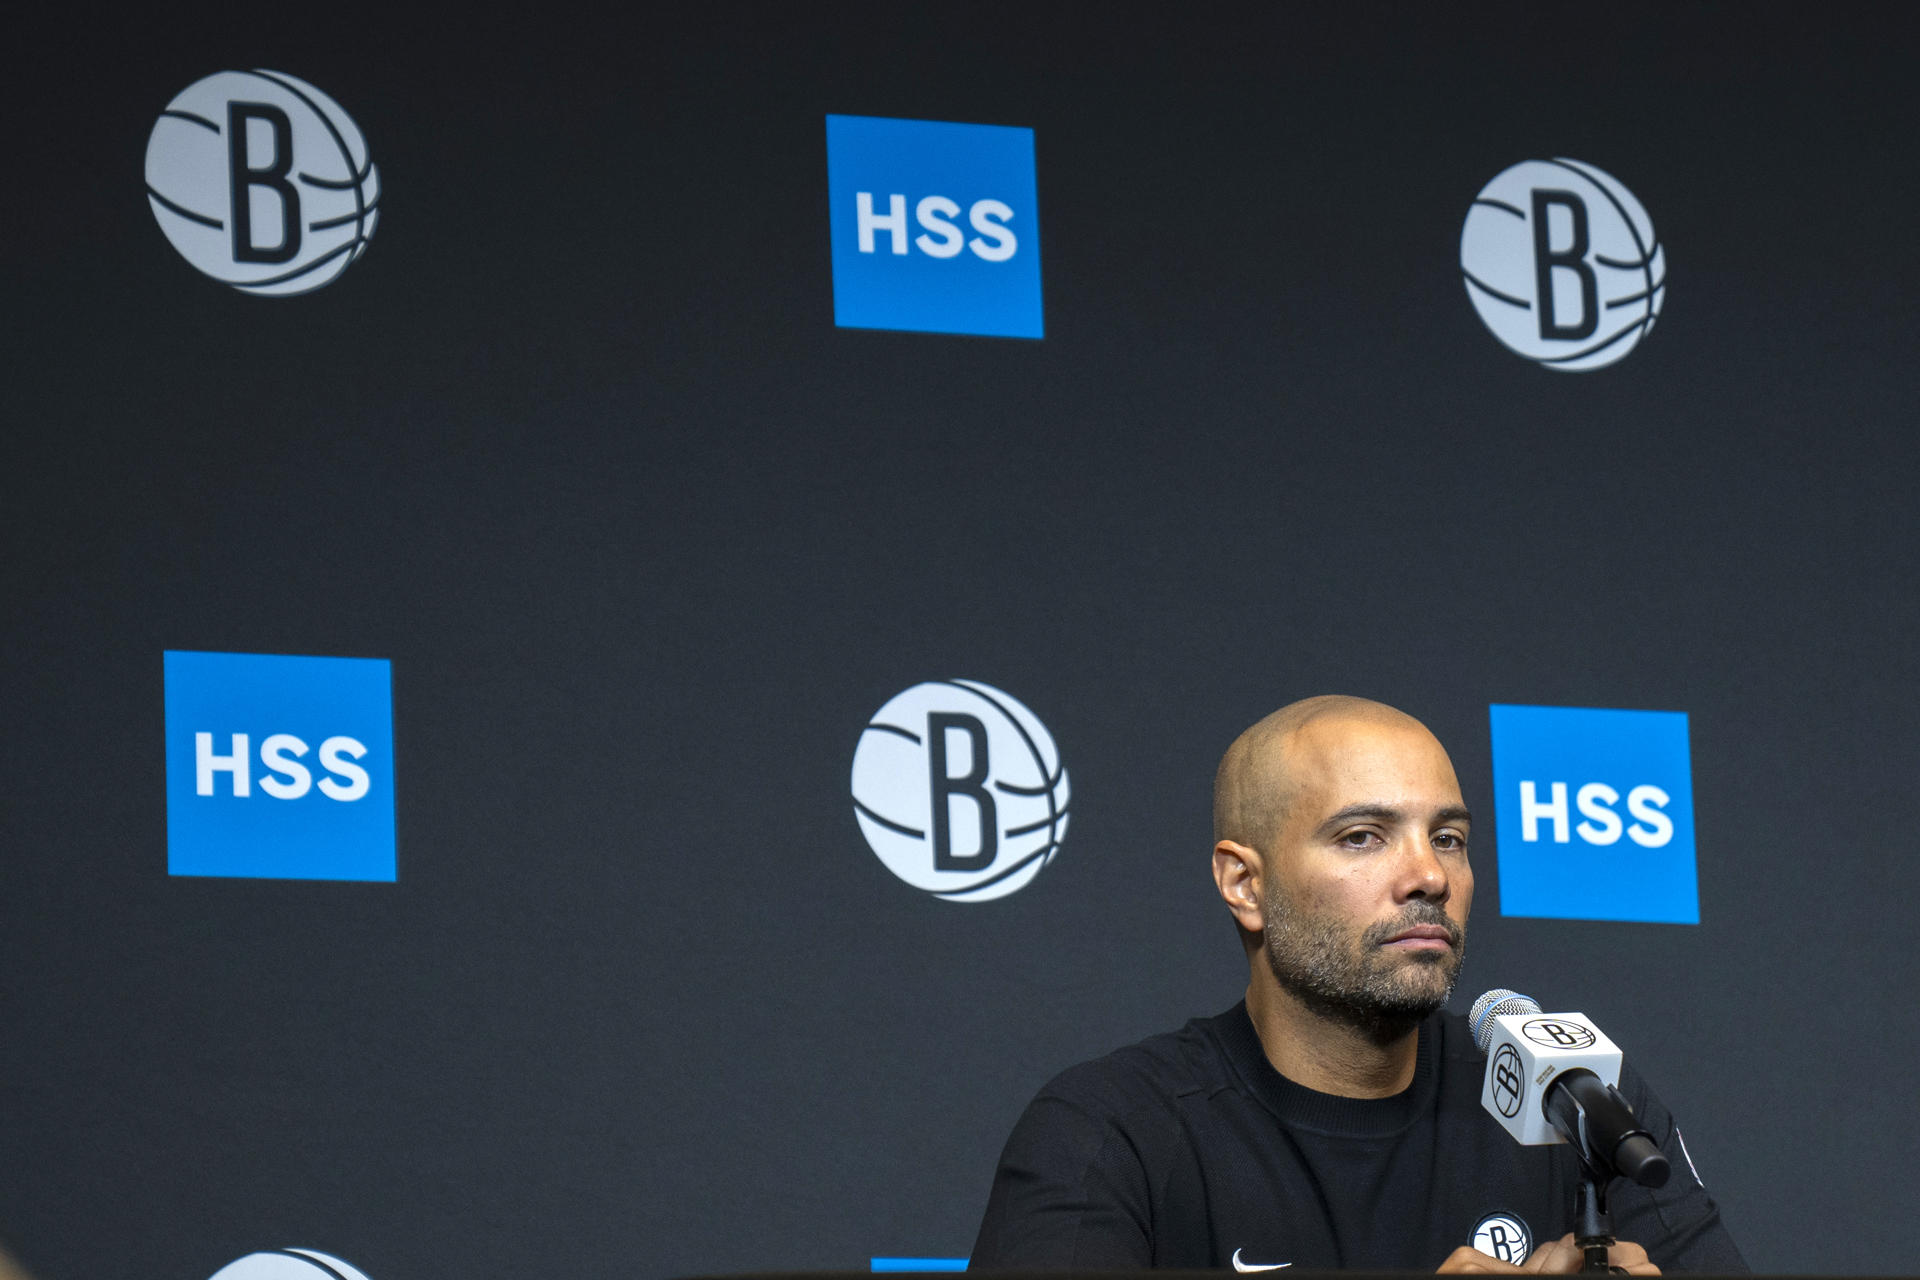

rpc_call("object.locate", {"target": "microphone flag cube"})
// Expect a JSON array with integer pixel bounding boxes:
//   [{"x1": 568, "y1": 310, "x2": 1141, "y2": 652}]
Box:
[{"x1": 1479, "y1": 1011, "x2": 1623, "y2": 1146}]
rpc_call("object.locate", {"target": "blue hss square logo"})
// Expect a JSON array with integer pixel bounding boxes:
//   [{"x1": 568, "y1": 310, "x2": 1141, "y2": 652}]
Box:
[
  {"x1": 1488, "y1": 704, "x2": 1698, "y2": 924},
  {"x1": 164, "y1": 650, "x2": 397, "y2": 881},
  {"x1": 825, "y1": 114, "x2": 1042, "y2": 339}
]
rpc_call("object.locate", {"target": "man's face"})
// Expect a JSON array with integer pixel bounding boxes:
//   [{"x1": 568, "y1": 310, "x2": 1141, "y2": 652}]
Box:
[{"x1": 1259, "y1": 714, "x2": 1474, "y2": 1033}]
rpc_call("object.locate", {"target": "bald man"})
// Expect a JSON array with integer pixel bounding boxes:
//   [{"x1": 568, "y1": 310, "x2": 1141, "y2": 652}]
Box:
[{"x1": 970, "y1": 697, "x2": 1744, "y2": 1273}]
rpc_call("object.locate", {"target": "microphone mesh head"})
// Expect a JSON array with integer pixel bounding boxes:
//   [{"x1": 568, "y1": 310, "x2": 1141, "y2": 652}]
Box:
[{"x1": 1470, "y1": 988, "x2": 1543, "y2": 1053}]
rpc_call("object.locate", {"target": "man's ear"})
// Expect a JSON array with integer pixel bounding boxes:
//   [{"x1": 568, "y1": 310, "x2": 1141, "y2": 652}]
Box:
[{"x1": 1212, "y1": 840, "x2": 1266, "y2": 934}]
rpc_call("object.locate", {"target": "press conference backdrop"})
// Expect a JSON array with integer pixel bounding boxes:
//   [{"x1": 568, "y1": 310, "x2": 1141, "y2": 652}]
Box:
[{"x1": 4, "y1": 3, "x2": 1916, "y2": 1278}]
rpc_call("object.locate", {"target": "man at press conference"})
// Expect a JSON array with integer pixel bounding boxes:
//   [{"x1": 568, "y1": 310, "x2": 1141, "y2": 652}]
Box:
[{"x1": 970, "y1": 697, "x2": 1744, "y2": 1273}]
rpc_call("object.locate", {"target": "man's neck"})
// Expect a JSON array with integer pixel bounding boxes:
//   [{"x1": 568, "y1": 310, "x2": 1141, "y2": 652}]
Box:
[{"x1": 1244, "y1": 974, "x2": 1422, "y2": 1098}]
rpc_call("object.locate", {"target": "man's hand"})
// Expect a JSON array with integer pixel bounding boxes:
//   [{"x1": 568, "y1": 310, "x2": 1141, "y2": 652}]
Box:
[{"x1": 1438, "y1": 1233, "x2": 1661, "y2": 1275}]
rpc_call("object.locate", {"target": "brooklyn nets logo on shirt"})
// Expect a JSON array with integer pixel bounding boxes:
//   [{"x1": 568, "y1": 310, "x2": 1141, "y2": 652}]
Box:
[
  {"x1": 850, "y1": 679, "x2": 1069, "y2": 902},
  {"x1": 1459, "y1": 158, "x2": 1663, "y2": 371},
  {"x1": 145, "y1": 70, "x2": 380, "y2": 295},
  {"x1": 1471, "y1": 1212, "x2": 1533, "y2": 1265}
]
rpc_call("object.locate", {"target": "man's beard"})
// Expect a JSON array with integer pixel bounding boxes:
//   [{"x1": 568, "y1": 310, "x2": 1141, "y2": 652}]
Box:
[{"x1": 1262, "y1": 892, "x2": 1466, "y2": 1043}]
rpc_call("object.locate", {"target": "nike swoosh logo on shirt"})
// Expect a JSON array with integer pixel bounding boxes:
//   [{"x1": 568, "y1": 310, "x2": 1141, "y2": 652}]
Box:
[{"x1": 1231, "y1": 1248, "x2": 1292, "y2": 1271}]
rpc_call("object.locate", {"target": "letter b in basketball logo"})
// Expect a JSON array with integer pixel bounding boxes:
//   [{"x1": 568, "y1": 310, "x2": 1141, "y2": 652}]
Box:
[
  {"x1": 851, "y1": 680, "x2": 1070, "y2": 902},
  {"x1": 146, "y1": 70, "x2": 380, "y2": 295},
  {"x1": 1471, "y1": 1214, "x2": 1533, "y2": 1266},
  {"x1": 1522, "y1": 1018, "x2": 1597, "y2": 1050},
  {"x1": 1490, "y1": 1045, "x2": 1525, "y2": 1118},
  {"x1": 1459, "y1": 158, "x2": 1664, "y2": 370}
]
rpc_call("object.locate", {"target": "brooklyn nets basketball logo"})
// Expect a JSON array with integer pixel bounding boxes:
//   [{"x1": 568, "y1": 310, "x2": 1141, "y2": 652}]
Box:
[
  {"x1": 1490, "y1": 1043, "x2": 1525, "y2": 1117},
  {"x1": 1471, "y1": 1213, "x2": 1533, "y2": 1265},
  {"x1": 1459, "y1": 158, "x2": 1663, "y2": 371},
  {"x1": 851, "y1": 680, "x2": 1070, "y2": 902},
  {"x1": 207, "y1": 1249, "x2": 374, "y2": 1280},
  {"x1": 1522, "y1": 1017, "x2": 1597, "y2": 1049},
  {"x1": 146, "y1": 70, "x2": 380, "y2": 295}
]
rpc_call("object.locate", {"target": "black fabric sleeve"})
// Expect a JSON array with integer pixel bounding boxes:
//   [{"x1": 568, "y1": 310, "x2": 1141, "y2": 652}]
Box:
[
  {"x1": 1606, "y1": 1063, "x2": 1749, "y2": 1274},
  {"x1": 969, "y1": 1092, "x2": 1156, "y2": 1270}
]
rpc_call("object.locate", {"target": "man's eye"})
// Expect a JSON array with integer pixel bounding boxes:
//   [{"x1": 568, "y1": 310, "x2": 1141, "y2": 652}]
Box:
[
  {"x1": 1338, "y1": 830, "x2": 1383, "y2": 849},
  {"x1": 1433, "y1": 832, "x2": 1467, "y2": 851}
]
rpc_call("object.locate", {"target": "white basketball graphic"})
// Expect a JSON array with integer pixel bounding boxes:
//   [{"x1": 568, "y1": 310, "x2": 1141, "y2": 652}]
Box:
[
  {"x1": 1460, "y1": 158, "x2": 1663, "y2": 371},
  {"x1": 1470, "y1": 1213, "x2": 1533, "y2": 1265},
  {"x1": 146, "y1": 70, "x2": 380, "y2": 295},
  {"x1": 207, "y1": 1249, "x2": 374, "y2": 1280},
  {"x1": 851, "y1": 679, "x2": 1069, "y2": 902}
]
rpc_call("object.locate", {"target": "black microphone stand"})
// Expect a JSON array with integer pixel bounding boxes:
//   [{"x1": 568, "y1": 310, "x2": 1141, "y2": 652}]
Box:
[
  {"x1": 1544, "y1": 1070, "x2": 1668, "y2": 1274},
  {"x1": 1572, "y1": 1162, "x2": 1624, "y2": 1275}
]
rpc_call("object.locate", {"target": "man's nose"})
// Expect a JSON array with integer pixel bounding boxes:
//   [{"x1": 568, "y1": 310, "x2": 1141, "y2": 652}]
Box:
[{"x1": 1398, "y1": 837, "x2": 1450, "y2": 901}]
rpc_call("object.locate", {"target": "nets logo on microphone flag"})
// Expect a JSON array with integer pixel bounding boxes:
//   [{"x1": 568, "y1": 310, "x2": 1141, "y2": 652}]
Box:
[
  {"x1": 825, "y1": 114, "x2": 1042, "y2": 338},
  {"x1": 1488, "y1": 704, "x2": 1698, "y2": 923},
  {"x1": 164, "y1": 650, "x2": 396, "y2": 881}
]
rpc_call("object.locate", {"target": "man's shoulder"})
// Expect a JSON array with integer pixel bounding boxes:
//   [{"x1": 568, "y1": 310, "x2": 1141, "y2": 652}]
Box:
[{"x1": 1031, "y1": 1005, "x2": 1244, "y2": 1121}]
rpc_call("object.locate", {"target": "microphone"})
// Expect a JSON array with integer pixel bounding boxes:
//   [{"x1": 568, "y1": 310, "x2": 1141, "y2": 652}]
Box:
[{"x1": 1469, "y1": 989, "x2": 1670, "y2": 1188}]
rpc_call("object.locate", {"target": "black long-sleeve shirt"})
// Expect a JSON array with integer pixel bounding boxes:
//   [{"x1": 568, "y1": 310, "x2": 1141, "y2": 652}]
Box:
[{"x1": 972, "y1": 1003, "x2": 1745, "y2": 1272}]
